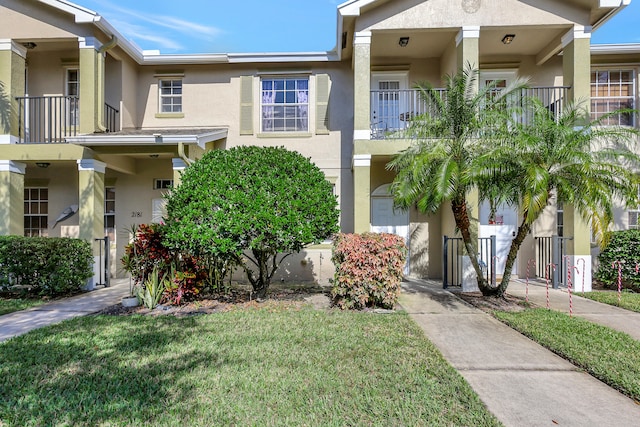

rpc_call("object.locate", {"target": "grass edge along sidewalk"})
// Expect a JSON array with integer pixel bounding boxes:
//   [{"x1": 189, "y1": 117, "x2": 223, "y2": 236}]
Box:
[
  {"x1": 0, "y1": 306, "x2": 501, "y2": 426},
  {"x1": 495, "y1": 308, "x2": 640, "y2": 402}
]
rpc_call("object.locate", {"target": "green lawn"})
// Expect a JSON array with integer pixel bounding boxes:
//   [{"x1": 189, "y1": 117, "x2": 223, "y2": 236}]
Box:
[
  {"x1": 0, "y1": 305, "x2": 500, "y2": 427},
  {"x1": 495, "y1": 308, "x2": 640, "y2": 401},
  {"x1": 576, "y1": 291, "x2": 640, "y2": 313},
  {"x1": 0, "y1": 298, "x2": 45, "y2": 316}
]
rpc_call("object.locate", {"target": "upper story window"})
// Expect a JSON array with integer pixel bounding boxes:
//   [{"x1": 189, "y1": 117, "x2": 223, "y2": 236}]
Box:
[
  {"x1": 159, "y1": 79, "x2": 183, "y2": 113},
  {"x1": 591, "y1": 69, "x2": 636, "y2": 126},
  {"x1": 261, "y1": 78, "x2": 308, "y2": 132}
]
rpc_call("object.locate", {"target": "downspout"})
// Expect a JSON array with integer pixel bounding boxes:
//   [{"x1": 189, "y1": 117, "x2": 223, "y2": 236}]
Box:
[
  {"x1": 178, "y1": 142, "x2": 193, "y2": 166},
  {"x1": 96, "y1": 35, "x2": 118, "y2": 132}
]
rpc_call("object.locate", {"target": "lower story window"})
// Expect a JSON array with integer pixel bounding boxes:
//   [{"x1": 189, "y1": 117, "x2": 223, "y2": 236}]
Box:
[
  {"x1": 105, "y1": 187, "x2": 116, "y2": 240},
  {"x1": 24, "y1": 187, "x2": 48, "y2": 237},
  {"x1": 629, "y1": 211, "x2": 640, "y2": 230}
]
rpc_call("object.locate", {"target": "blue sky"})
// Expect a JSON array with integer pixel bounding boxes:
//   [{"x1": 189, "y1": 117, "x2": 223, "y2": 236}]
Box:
[{"x1": 77, "y1": 0, "x2": 639, "y2": 54}]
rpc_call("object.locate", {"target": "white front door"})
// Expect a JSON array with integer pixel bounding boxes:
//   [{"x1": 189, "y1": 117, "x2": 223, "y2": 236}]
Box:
[
  {"x1": 371, "y1": 197, "x2": 410, "y2": 274},
  {"x1": 371, "y1": 72, "x2": 408, "y2": 135}
]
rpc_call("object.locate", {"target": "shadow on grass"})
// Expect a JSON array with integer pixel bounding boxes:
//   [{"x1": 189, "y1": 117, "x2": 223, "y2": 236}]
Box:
[{"x1": 0, "y1": 316, "x2": 224, "y2": 426}]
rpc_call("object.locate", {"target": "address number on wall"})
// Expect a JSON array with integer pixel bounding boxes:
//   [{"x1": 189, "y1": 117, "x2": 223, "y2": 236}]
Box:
[{"x1": 131, "y1": 211, "x2": 143, "y2": 218}]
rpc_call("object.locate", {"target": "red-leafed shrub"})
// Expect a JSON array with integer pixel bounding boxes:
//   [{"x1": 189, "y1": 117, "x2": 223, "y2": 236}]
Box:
[{"x1": 331, "y1": 232, "x2": 407, "y2": 310}]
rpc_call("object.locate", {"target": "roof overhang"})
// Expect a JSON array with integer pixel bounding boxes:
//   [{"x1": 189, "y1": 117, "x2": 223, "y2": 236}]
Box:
[
  {"x1": 65, "y1": 128, "x2": 228, "y2": 150},
  {"x1": 591, "y1": 43, "x2": 640, "y2": 55}
]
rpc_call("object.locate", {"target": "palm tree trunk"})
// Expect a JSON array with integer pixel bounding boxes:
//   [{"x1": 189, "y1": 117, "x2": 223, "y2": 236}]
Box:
[
  {"x1": 496, "y1": 219, "x2": 532, "y2": 297},
  {"x1": 451, "y1": 199, "x2": 490, "y2": 293}
]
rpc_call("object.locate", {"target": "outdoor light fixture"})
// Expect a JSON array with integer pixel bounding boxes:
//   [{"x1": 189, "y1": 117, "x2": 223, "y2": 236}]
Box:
[
  {"x1": 501, "y1": 34, "x2": 515, "y2": 45},
  {"x1": 399, "y1": 37, "x2": 410, "y2": 47},
  {"x1": 149, "y1": 154, "x2": 159, "y2": 158},
  {"x1": 22, "y1": 42, "x2": 37, "y2": 50},
  {"x1": 35, "y1": 162, "x2": 50, "y2": 168}
]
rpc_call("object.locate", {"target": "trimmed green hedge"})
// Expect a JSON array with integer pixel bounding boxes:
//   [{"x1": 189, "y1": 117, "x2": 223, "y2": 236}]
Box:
[
  {"x1": 0, "y1": 236, "x2": 93, "y2": 296},
  {"x1": 595, "y1": 229, "x2": 640, "y2": 292}
]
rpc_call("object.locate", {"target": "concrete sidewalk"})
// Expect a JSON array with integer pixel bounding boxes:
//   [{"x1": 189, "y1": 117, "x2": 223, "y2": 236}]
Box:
[
  {"x1": 0, "y1": 278, "x2": 129, "y2": 343},
  {"x1": 400, "y1": 279, "x2": 640, "y2": 427}
]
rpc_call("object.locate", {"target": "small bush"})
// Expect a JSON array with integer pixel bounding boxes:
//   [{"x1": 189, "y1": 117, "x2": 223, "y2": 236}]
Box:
[
  {"x1": 0, "y1": 236, "x2": 93, "y2": 296},
  {"x1": 596, "y1": 229, "x2": 640, "y2": 291},
  {"x1": 331, "y1": 232, "x2": 407, "y2": 310},
  {"x1": 122, "y1": 224, "x2": 225, "y2": 305}
]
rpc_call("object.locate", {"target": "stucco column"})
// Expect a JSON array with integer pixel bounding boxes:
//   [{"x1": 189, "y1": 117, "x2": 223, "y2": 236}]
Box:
[
  {"x1": 78, "y1": 159, "x2": 106, "y2": 290},
  {"x1": 353, "y1": 154, "x2": 371, "y2": 233},
  {"x1": 172, "y1": 158, "x2": 187, "y2": 186},
  {"x1": 77, "y1": 159, "x2": 105, "y2": 242},
  {"x1": 79, "y1": 37, "x2": 105, "y2": 134},
  {"x1": 0, "y1": 160, "x2": 25, "y2": 235},
  {"x1": 0, "y1": 40, "x2": 26, "y2": 144},
  {"x1": 353, "y1": 31, "x2": 371, "y2": 141},
  {"x1": 561, "y1": 25, "x2": 593, "y2": 289},
  {"x1": 456, "y1": 26, "x2": 480, "y2": 71}
]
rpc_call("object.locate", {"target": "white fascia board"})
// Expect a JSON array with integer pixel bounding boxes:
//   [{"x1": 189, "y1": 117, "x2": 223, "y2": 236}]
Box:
[
  {"x1": 229, "y1": 51, "x2": 338, "y2": 63},
  {"x1": 65, "y1": 135, "x2": 198, "y2": 145},
  {"x1": 142, "y1": 53, "x2": 229, "y2": 65},
  {"x1": 36, "y1": 0, "x2": 97, "y2": 23},
  {"x1": 599, "y1": 0, "x2": 631, "y2": 7},
  {"x1": 591, "y1": 43, "x2": 640, "y2": 54},
  {"x1": 339, "y1": 0, "x2": 378, "y2": 17}
]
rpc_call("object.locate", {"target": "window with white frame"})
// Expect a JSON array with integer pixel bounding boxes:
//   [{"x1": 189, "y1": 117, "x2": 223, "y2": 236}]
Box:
[
  {"x1": 591, "y1": 69, "x2": 636, "y2": 126},
  {"x1": 24, "y1": 188, "x2": 48, "y2": 237},
  {"x1": 105, "y1": 187, "x2": 116, "y2": 237},
  {"x1": 159, "y1": 79, "x2": 183, "y2": 113},
  {"x1": 261, "y1": 77, "x2": 309, "y2": 132}
]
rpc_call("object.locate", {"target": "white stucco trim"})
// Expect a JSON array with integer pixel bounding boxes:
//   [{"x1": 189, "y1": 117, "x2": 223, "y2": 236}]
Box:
[
  {"x1": 353, "y1": 154, "x2": 372, "y2": 167},
  {"x1": 561, "y1": 26, "x2": 592, "y2": 47},
  {"x1": 0, "y1": 160, "x2": 26, "y2": 174},
  {"x1": 456, "y1": 26, "x2": 480, "y2": 46},
  {"x1": 0, "y1": 39, "x2": 27, "y2": 58},
  {"x1": 0, "y1": 135, "x2": 19, "y2": 145},
  {"x1": 339, "y1": 0, "x2": 378, "y2": 17},
  {"x1": 599, "y1": 0, "x2": 631, "y2": 7},
  {"x1": 172, "y1": 158, "x2": 187, "y2": 171},
  {"x1": 354, "y1": 129, "x2": 371, "y2": 140},
  {"x1": 77, "y1": 159, "x2": 106, "y2": 174},
  {"x1": 354, "y1": 31, "x2": 372, "y2": 45},
  {"x1": 78, "y1": 36, "x2": 102, "y2": 50}
]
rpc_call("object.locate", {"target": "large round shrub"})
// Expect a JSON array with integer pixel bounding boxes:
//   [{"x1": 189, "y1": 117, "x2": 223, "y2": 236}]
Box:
[
  {"x1": 596, "y1": 229, "x2": 640, "y2": 291},
  {"x1": 164, "y1": 146, "x2": 339, "y2": 298}
]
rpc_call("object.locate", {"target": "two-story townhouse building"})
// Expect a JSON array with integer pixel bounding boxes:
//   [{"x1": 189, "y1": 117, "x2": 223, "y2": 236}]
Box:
[{"x1": 0, "y1": 0, "x2": 637, "y2": 290}]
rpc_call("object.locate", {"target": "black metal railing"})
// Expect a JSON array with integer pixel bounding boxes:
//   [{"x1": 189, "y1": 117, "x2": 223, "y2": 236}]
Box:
[
  {"x1": 17, "y1": 95, "x2": 78, "y2": 143},
  {"x1": 104, "y1": 102, "x2": 120, "y2": 133},
  {"x1": 535, "y1": 235, "x2": 573, "y2": 288},
  {"x1": 443, "y1": 235, "x2": 496, "y2": 289},
  {"x1": 370, "y1": 86, "x2": 569, "y2": 140}
]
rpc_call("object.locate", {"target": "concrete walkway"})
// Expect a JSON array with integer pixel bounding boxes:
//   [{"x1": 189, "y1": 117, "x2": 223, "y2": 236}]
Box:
[
  {"x1": 0, "y1": 278, "x2": 130, "y2": 343},
  {"x1": 399, "y1": 279, "x2": 640, "y2": 427}
]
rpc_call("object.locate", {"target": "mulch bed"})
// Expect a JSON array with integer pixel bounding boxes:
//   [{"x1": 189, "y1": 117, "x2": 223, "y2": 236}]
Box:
[
  {"x1": 95, "y1": 287, "x2": 332, "y2": 317},
  {"x1": 455, "y1": 291, "x2": 530, "y2": 313}
]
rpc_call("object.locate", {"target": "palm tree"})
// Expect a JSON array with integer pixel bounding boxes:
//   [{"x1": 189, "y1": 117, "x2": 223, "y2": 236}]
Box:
[
  {"x1": 483, "y1": 99, "x2": 640, "y2": 296},
  {"x1": 387, "y1": 64, "x2": 529, "y2": 295}
]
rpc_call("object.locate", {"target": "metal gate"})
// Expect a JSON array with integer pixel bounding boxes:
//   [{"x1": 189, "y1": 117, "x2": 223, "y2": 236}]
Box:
[
  {"x1": 443, "y1": 235, "x2": 496, "y2": 289},
  {"x1": 94, "y1": 236, "x2": 110, "y2": 288},
  {"x1": 534, "y1": 235, "x2": 572, "y2": 288}
]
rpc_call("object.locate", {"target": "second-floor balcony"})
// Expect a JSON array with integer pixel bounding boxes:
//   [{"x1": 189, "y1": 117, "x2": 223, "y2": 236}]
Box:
[
  {"x1": 16, "y1": 96, "x2": 120, "y2": 144},
  {"x1": 370, "y1": 86, "x2": 569, "y2": 140}
]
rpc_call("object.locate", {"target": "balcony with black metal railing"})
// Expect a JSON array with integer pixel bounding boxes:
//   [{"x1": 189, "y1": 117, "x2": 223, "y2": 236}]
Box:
[
  {"x1": 369, "y1": 86, "x2": 569, "y2": 140},
  {"x1": 16, "y1": 96, "x2": 120, "y2": 143}
]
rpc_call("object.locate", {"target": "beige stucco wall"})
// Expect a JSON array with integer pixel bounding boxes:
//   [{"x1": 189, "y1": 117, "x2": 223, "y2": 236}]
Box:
[
  {"x1": 357, "y1": 0, "x2": 586, "y2": 33},
  {"x1": 0, "y1": 1, "x2": 86, "y2": 40}
]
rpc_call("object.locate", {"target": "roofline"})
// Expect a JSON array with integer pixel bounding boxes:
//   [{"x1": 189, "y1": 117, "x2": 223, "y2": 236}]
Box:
[
  {"x1": 592, "y1": 0, "x2": 632, "y2": 31},
  {"x1": 65, "y1": 129, "x2": 229, "y2": 149},
  {"x1": 591, "y1": 43, "x2": 640, "y2": 54}
]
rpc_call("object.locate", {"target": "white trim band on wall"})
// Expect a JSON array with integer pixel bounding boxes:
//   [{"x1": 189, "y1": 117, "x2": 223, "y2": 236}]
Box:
[
  {"x1": 77, "y1": 159, "x2": 107, "y2": 174},
  {"x1": 561, "y1": 25, "x2": 592, "y2": 47},
  {"x1": 0, "y1": 160, "x2": 26, "y2": 174},
  {"x1": 456, "y1": 26, "x2": 480, "y2": 46},
  {"x1": 172, "y1": 158, "x2": 188, "y2": 170},
  {"x1": 353, "y1": 154, "x2": 372, "y2": 167}
]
